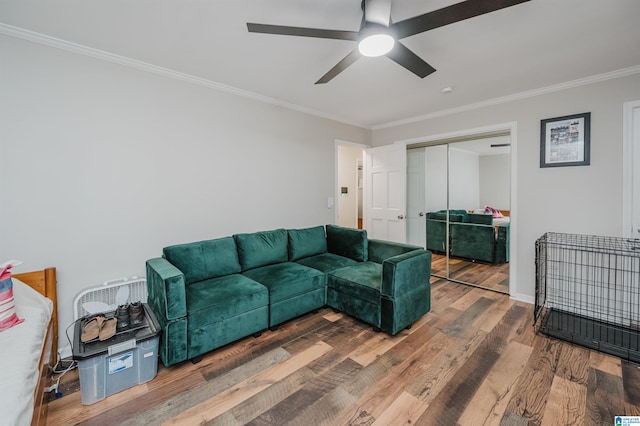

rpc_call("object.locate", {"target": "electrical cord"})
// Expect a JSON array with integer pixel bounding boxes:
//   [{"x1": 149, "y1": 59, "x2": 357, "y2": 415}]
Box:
[
  {"x1": 45, "y1": 321, "x2": 79, "y2": 398},
  {"x1": 45, "y1": 360, "x2": 75, "y2": 397}
]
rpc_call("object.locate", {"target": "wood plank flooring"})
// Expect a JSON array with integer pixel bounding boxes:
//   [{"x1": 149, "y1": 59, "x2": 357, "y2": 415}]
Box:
[
  {"x1": 431, "y1": 253, "x2": 509, "y2": 294},
  {"x1": 47, "y1": 277, "x2": 640, "y2": 425}
]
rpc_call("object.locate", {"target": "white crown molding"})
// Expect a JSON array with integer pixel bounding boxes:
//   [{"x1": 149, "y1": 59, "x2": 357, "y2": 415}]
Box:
[
  {"x1": 0, "y1": 23, "x2": 369, "y2": 129},
  {"x1": 373, "y1": 64, "x2": 640, "y2": 130},
  {"x1": 3, "y1": 23, "x2": 639, "y2": 132}
]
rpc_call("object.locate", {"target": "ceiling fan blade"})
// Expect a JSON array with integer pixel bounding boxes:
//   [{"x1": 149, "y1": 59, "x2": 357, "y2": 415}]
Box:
[
  {"x1": 315, "y1": 49, "x2": 362, "y2": 84},
  {"x1": 363, "y1": 0, "x2": 392, "y2": 27},
  {"x1": 386, "y1": 42, "x2": 436, "y2": 78},
  {"x1": 391, "y1": 0, "x2": 531, "y2": 39},
  {"x1": 247, "y1": 23, "x2": 359, "y2": 41}
]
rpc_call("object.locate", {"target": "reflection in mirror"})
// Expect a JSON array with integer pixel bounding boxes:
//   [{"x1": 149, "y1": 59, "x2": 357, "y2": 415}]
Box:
[
  {"x1": 423, "y1": 145, "x2": 448, "y2": 278},
  {"x1": 406, "y1": 148, "x2": 426, "y2": 247},
  {"x1": 422, "y1": 138, "x2": 510, "y2": 294}
]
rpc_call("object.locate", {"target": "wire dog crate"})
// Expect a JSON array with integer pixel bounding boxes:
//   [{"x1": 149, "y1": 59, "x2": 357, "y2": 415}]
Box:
[{"x1": 535, "y1": 232, "x2": 640, "y2": 362}]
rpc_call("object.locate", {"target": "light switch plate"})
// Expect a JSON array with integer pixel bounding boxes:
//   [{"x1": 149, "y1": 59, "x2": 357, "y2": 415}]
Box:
[{"x1": 327, "y1": 197, "x2": 334, "y2": 208}]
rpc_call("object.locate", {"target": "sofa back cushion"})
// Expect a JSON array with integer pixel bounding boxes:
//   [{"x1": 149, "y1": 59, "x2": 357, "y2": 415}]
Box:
[
  {"x1": 163, "y1": 237, "x2": 241, "y2": 285},
  {"x1": 427, "y1": 212, "x2": 445, "y2": 221},
  {"x1": 288, "y1": 226, "x2": 328, "y2": 261},
  {"x1": 467, "y1": 213, "x2": 494, "y2": 225},
  {"x1": 427, "y1": 212, "x2": 464, "y2": 222},
  {"x1": 234, "y1": 228, "x2": 288, "y2": 271},
  {"x1": 326, "y1": 224, "x2": 368, "y2": 262},
  {"x1": 434, "y1": 209, "x2": 469, "y2": 222},
  {"x1": 448, "y1": 209, "x2": 469, "y2": 217}
]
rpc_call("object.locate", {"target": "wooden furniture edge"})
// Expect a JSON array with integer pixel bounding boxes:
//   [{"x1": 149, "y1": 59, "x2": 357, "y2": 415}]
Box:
[{"x1": 13, "y1": 267, "x2": 58, "y2": 426}]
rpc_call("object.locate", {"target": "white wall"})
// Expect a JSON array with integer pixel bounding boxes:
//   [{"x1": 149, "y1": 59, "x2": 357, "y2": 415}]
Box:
[
  {"x1": 373, "y1": 72, "x2": 640, "y2": 302},
  {"x1": 479, "y1": 153, "x2": 510, "y2": 210},
  {"x1": 449, "y1": 147, "x2": 480, "y2": 210},
  {"x1": 0, "y1": 35, "x2": 369, "y2": 355},
  {"x1": 424, "y1": 145, "x2": 447, "y2": 212}
]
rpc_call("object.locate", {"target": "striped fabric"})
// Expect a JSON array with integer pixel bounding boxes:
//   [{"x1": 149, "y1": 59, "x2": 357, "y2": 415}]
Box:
[
  {"x1": 484, "y1": 205, "x2": 505, "y2": 218},
  {"x1": 0, "y1": 275, "x2": 24, "y2": 332}
]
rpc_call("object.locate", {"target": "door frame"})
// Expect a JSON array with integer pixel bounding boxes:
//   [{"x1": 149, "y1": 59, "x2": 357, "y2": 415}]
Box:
[
  {"x1": 623, "y1": 100, "x2": 640, "y2": 238},
  {"x1": 397, "y1": 122, "x2": 518, "y2": 298},
  {"x1": 335, "y1": 139, "x2": 370, "y2": 226}
]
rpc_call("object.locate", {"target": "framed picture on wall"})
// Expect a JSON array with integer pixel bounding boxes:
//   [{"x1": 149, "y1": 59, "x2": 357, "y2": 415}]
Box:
[{"x1": 540, "y1": 112, "x2": 591, "y2": 168}]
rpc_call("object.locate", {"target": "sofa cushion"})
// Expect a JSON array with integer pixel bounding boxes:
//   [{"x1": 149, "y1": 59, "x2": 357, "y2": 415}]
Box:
[
  {"x1": 467, "y1": 213, "x2": 493, "y2": 225},
  {"x1": 427, "y1": 212, "x2": 464, "y2": 222},
  {"x1": 234, "y1": 229, "x2": 288, "y2": 271},
  {"x1": 450, "y1": 223, "x2": 496, "y2": 263},
  {"x1": 328, "y1": 261, "x2": 382, "y2": 304},
  {"x1": 295, "y1": 252, "x2": 358, "y2": 273},
  {"x1": 448, "y1": 209, "x2": 469, "y2": 221},
  {"x1": 327, "y1": 287, "x2": 380, "y2": 329},
  {"x1": 185, "y1": 274, "x2": 268, "y2": 331},
  {"x1": 288, "y1": 226, "x2": 327, "y2": 261},
  {"x1": 242, "y1": 262, "x2": 326, "y2": 303},
  {"x1": 163, "y1": 237, "x2": 241, "y2": 285},
  {"x1": 326, "y1": 224, "x2": 368, "y2": 262}
]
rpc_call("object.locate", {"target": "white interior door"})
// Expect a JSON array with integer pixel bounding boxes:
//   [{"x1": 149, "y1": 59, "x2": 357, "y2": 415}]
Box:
[
  {"x1": 407, "y1": 148, "x2": 426, "y2": 247},
  {"x1": 364, "y1": 143, "x2": 407, "y2": 242}
]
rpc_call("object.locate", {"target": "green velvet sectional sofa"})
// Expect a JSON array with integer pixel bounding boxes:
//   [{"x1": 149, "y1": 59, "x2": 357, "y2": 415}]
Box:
[
  {"x1": 426, "y1": 210, "x2": 509, "y2": 264},
  {"x1": 146, "y1": 225, "x2": 432, "y2": 367}
]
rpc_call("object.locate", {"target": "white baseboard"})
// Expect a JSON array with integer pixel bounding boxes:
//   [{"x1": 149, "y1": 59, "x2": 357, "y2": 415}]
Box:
[{"x1": 511, "y1": 293, "x2": 535, "y2": 305}]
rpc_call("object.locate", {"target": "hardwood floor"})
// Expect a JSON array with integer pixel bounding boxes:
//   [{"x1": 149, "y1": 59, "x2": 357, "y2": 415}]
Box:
[
  {"x1": 431, "y1": 253, "x2": 509, "y2": 294},
  {"x1": 47, "y1": 277, "x2": 640, "y2": 425}
]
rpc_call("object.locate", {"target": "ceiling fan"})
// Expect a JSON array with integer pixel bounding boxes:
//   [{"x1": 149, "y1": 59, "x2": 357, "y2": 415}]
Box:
[{"x1": 247, "y1": 0, "x2": 530, "y2": 84}]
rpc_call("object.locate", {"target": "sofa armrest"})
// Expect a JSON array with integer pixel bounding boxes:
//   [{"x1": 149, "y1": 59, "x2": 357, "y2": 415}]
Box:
[
  {"x1": 380, "y1": 249, "x2": 432, "y2": 299},
  {"x1": 146, "y1": 258, "x2": 188, "y2": 321},
  {"x1": 495, "y1": 224, "x2": 510, "y2": 263},
  {"x1": 368, "y1": 239, "x2": 423, "y2": 264}
]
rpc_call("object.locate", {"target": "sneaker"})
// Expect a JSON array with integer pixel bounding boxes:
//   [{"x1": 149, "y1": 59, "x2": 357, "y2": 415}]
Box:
[
  {"x1": 129, "y1": 301, "x2": 144, "y2": 327},
  {"x1": 115, "y1": 304, "x2": 130, "y2": 331}
]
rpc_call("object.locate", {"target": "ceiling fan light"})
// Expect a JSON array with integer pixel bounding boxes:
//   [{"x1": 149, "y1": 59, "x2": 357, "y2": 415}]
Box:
[{"x1": 358, "y1": 33, "x2": 395, "y2": 57}]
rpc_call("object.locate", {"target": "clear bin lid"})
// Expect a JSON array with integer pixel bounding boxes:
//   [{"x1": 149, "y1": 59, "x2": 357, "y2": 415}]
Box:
[{"x1": 73, "y1": 303, "x2": 161, "y2": 360}]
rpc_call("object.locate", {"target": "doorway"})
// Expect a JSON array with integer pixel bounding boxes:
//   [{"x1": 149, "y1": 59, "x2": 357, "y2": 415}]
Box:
[
  {"x1": 405, "y1": 126, "x2": 515, "y2": 295},
  {"x1": 336, "y1": 143, "x2": 365, "y2": 229}
]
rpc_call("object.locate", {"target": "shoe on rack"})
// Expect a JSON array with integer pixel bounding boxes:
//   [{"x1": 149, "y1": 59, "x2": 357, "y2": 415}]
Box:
[
  {"x1": 129, "y1": 301, "x2": 145, "y2": 327},
  {"x1": 81, "y1": 315, "x2": 105, "y2": 342},
  {"x1": 99, "y1": 317, "x2": 117, "y2": 341},
  {"x1": 115, "y1": 304, "x2": 130, "y2": 331}
]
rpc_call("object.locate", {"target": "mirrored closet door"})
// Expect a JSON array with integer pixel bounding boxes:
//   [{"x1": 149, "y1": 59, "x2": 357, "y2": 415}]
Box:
[{"x1": 408, "y1": 136, "x2": 511, "y2": 294}]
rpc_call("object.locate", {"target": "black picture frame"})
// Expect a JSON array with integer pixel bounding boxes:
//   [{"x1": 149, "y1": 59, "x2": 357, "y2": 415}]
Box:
[{"x1": 540, "y1": 112, "x2": 591, "y2": 168}]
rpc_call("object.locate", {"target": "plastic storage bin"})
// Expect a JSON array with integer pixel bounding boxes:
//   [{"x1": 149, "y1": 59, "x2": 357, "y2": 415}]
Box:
[{"x1": 73, "y1": 304, "x2": 161, "y2": 405}]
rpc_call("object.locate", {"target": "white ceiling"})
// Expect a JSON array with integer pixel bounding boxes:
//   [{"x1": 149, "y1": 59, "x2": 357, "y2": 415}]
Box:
[{"x1": 2, "y1": 0, "x2": 640, "y2": 129}]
